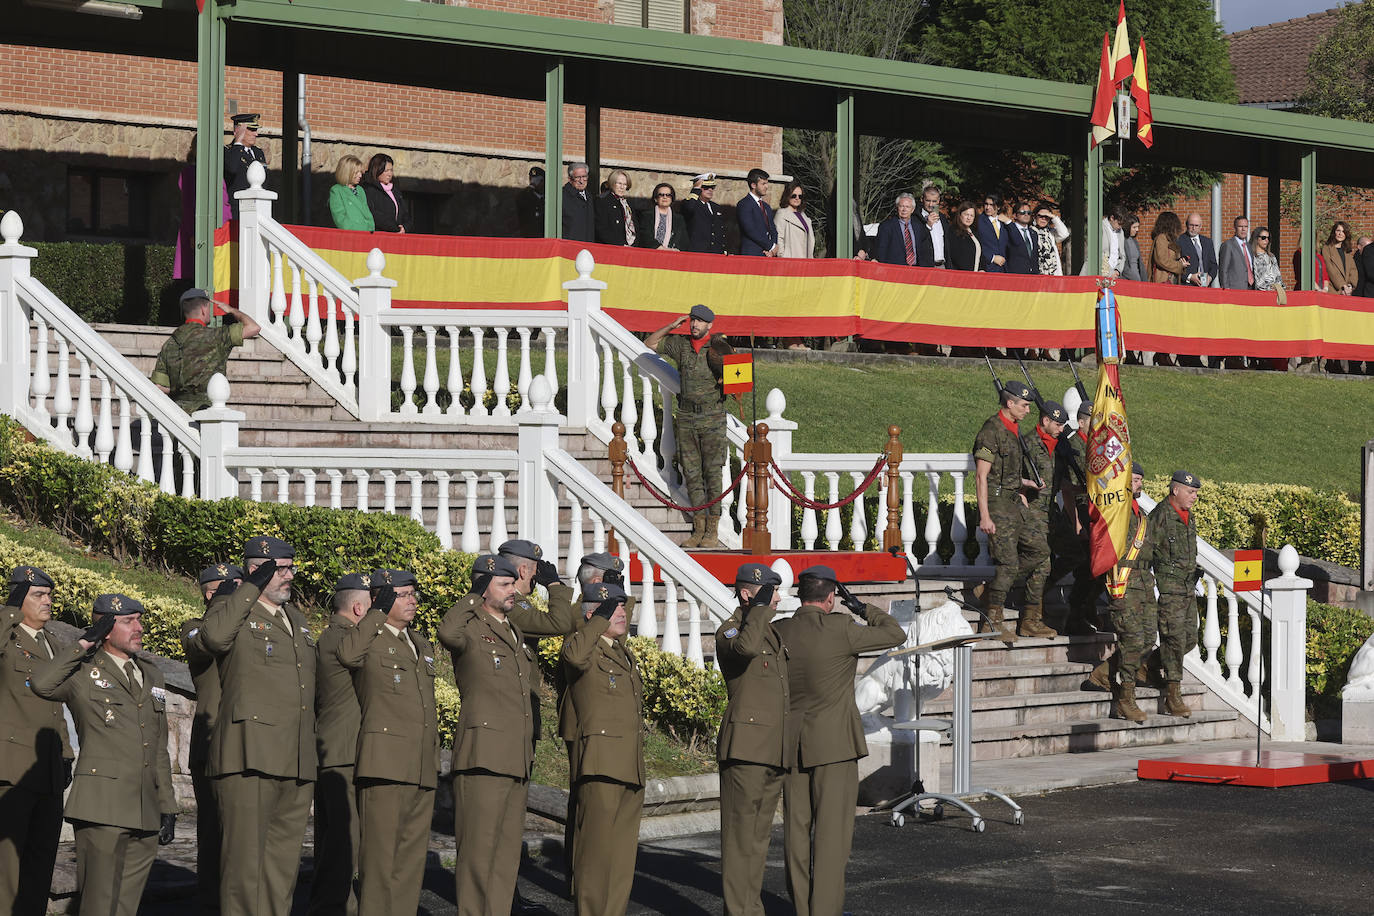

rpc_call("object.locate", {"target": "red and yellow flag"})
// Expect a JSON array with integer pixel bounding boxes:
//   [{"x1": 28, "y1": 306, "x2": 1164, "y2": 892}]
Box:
[
  {"x1": 1132, "y1": 38, "x2": 1154, "y2": 148},
  {"x1": 1111, "y1": 0, "x2": 1133, "y2": 84},
  {"x1": 1233, "y1": 549, "x2": 1264, "y2": 592},
  {"x1": 1090, "y1": 32, "x2": 1117, "y2": 148},
  {"x1": 1086, "y1": 290, "x2": 1135, "y2": 587},
  {"x1": 721, "y1": 353, "x2": 754, "y2": 394}
]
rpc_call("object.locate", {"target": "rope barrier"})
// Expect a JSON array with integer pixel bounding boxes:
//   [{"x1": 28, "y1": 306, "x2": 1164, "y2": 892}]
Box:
[
  {"x1": 626, "y1": 457, "x2": 751, "y2": 513},
  {"x1": 767, "y1": 454, "x2": 888, "y2": 511}
]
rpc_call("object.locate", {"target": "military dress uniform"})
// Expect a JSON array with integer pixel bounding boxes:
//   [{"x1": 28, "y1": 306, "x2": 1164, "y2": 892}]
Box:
[
  {"x1": 337, "y1": 593, "x2": 438, "y2": 916},
  {"x1": 772, "y1": 572, "x2": 904, "y2": 916},
  {"x1": 0, "y1": 567, "x2": 73, "y2": 916},
  {"x1": 30, "y1": 596, "x2": 175, "y2": 916},
  {"x1": 1108, "y1": 495, "x2": 1157, "y2": 723},
  {"x1": 201, "y1": 537, "x2": 316, "y2": 916},
  {"x1": 309, "y1": 574, "x2": 369, "y2": 916},
  {"x1": 1017, "y1": 407, "x2": 1064, "y2": 638},
  {"x1": 715, "y1": 564, "x2": 799, "y2": 916},
  {"x1": 655, "y1": 304, "x2": 734, "y2": 547},
  {"x1": 681, "y1": 183, "x2": 729, "y2": 254},
  {"x1": 223, "y1": 113, "x2": 267, "y2": 220},
  {"x1": 560, "y1": 586, "x2": 644, "y2": 916},
  {"x1": 438, "y1": 555, "x2": 571, "y2": 916},
  {"x1": 1149, "y1": 472, "x2": 1202, "y2": 717}
]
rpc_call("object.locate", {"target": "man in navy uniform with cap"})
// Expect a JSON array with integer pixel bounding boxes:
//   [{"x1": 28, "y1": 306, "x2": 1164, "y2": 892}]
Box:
[
  {"x1": 31, "y1": 594, "x2": 177, "y2": 916},
  {"x1": 716, "y1": 561, "x2": 798, "y2": 916},
  {"x1": 224, "y1": 112, "x2": 267, "y2": 218},
  {"x1": 773, "y1": 565, "x2": 903, "y2": 916},
  {"x1": 681, "y1": 173, "x2": 729, "y2": 254},
  {"x1": 0, "y1": 566, "x2": 73, "y2": 916},
  {"x1": 201, "y1": 536, "x2": 316, "y2": 916}
]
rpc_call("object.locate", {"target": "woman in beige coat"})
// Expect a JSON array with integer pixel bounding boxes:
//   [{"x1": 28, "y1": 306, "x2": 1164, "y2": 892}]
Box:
[
  {"x1": 773, "y1": 181, "x2": 815, "y2": 259},
  {"x1": 1321, "y1": 221, "x2": 1357, "y2": 295}
]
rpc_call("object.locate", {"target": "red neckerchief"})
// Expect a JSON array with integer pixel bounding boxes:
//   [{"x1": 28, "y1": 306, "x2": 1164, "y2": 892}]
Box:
[
  {"x1": 1036, "y1": 427, "x2": 1057, "y2": 453},
  {"x1": 185, "y1": 317, "x2": 207, "y2": 327},
  {"x1": 690, "y1": 332, "x2": 711, "y2": 354},
  {"x1": 1077, "y1": 428, "x2": 1088, "y2": 444},
  {"x1": 997, "y1": 410, "x2": 1019, "y2": 434},
  {"x1": 1131, "y1": 498, "x2": 1141, "y2": 516},
  {"x1": 1173, "y1": 502, "x2": 1190, "y2": 525}
]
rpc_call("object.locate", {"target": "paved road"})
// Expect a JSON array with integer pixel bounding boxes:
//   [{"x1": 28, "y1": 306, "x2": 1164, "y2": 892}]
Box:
[{"x1": 125, "y1": 778, "x2": 1374, "y2": 914}]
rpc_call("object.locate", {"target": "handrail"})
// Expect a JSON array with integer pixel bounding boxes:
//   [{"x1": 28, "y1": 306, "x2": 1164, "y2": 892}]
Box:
[
  {"x1": 776, "y1": 453, "x2": 973, "y2": 474},
  {"x1": 380, "y1": 308, "x2": 571, "y2": 329},
  {"x1": 545, "y1": 446, "x2": 736, "y2": 621},
  {"x1": 257, "y1": 215, "x2": 361, "y2": 309},
  {"x1": 586, "y1": 309, "x2": 680, "y2": 395}
]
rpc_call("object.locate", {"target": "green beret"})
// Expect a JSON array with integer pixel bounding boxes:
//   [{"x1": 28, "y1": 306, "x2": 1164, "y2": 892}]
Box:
[
  {"x1": 1041, "y1": 400, "x2": 1067, "y2": 423},
  {"x1": 734, "y1": 562, "x2": 781, "y2": 587},
  {"x1": 798, "y1": 565, "x2": 839, "y2": 585},
  {"x1": 498, "y1": 540, "x2": 543, "y2": 561},
  {"x1": 1002, "y1": 380, "x2": 1033, "y2": 401}
]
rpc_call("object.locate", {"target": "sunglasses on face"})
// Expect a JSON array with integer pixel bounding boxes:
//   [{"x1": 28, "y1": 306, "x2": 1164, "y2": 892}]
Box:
[
  {"x1": 1258, "y1": 234, "x2": 1270, "y2": 240},
  {"x1": 655, "y1": 192, "x2": 673, "y2": 199},
  {"x1": 790, "y1": 193, "x2": 803, "y2": 199}
]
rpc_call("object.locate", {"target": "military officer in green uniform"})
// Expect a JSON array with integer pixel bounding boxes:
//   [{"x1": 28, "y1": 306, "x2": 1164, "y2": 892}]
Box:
[
  {"x1": 1018, "y1": 399, "x2": 1068, "y2": 638},
  {"x1": 31, "y1": 594, "x2": 177, "y2": 916},
  {"x1": 645, "y1": 304, "x2": 735, "y2": 548},
  {"x1": 181, "y1": 562, "x2": 243, "y2": 913},
  {"x1": 308, "y1": 573, "x2": 372, "y2": 916},
  {"x1": 1099, "y1": 463, "x2": 1155, "y2": 722},
  {"x1": 0, "y1": 566, "x2": 73, "y2": 916},
  {"x1": 150, "y1": 287, "x2": 260, "y2": 414},
  {"x1": 201, "y1": 537, "x2": 316, "y2": 916},
  {"x1": 973, "y1": 379, "x2": 1046, "y2": 644},
  {"x1": 1051, "y1": 400, "x2": 1102, "y2": 635},
  {"x1": 561, "y1": 583, "x2": 644, "y2": 916},
  {"x1": 716, "y1": 562, "x2": 798, "y2": 916},
  {"x1": 773, "y1": 566, "x2": 904, "y2": 916},
  {"x1": 337, "y1": 570, "x2": 438, "y2": 916},
  {"x1": 439, "y1": 554, "x2": 569, "y2": 916},
  {"x1": 1149, "y1": 471, "x2": 1202, "y2": 718}
]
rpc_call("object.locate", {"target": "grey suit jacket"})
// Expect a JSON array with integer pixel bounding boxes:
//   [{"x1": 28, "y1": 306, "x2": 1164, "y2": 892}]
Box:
[{"x1": 1218, "y1": 236, "x2": 1254, "y2": 290}]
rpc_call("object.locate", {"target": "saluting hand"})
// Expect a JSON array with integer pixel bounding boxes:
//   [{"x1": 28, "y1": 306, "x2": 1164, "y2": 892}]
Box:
[
  {"x1": 79, "y1": 613, "x2": 115, "y2": 650},
  {"x1": 245, "y1": 559, "x2": 279, "y2": 590},
  {"x1": 835, "y1": 583, "x2": 867, "y2": 619},
  {"x1": 373, "y1": 585, "x2": 397, "y2": 615},
  {"x1": 533, "y1": 560, "x2": 562, "y2": 588},
  {"x1": 591, "y1": 598, "x2": 620, "y2": 621}
]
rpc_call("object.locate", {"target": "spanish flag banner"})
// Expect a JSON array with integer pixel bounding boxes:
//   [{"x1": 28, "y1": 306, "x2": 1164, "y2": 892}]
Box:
[
  {"x1": 1132, "y1": 37, "x2": 1154, "y2": 149},
  {"x1": 1086, "y1": 290, "x2": 1135, "y2": 591},
  {"x1": 720, "y1": 353, "x2": 754, "y2": 394},
  {"x1": 1233, "y1": 549, "x2": 1264, "y2": 592}
]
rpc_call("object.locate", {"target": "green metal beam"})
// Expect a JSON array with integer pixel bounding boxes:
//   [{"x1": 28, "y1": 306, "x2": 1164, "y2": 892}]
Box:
[
  {"x1": 1301, "y1": 150, "x2": 1316, "y2": 291},
  {"x1": 194, "y1": 2, "x2": 225, "y2": 289},
  {"x1": 281, "y1": 68, "x2": 299, "y2": 223},
  {"x1": 544, "y1": 59, "x2": 564, "y2": 239},
  {"x1": 585, "y1": 103, "x2": 601, "y2": 196},
  {"x1": 1085, "y1": 136, "x2": 1102, "y2": 278},
  {"x1": 835, "y1": 92, "x2": 855, "y2": 261}
]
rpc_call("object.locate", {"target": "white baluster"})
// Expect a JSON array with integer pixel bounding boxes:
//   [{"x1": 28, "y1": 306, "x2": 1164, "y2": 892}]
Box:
[
  {"x1": 488, "y1": 472, "x2": 508, "y2": 551},
  {"x1": 823, "y1": 472, "x2": 842, "y2": 550},
  {"x1": 542, "y1": 328, "x2": 558, "y2": 407},
  {"x1": 491, "y1": 328, "x2": 512, "y2": 418},
  {"x1": 406, "y1": 471, "x2": 424, "y2": 525},
  {"x1": 323, "y1": 295, "x2": 341, "y2": 381},
  {"x1": 135, "y1": 405, "x2": 154, "y2": 482},
  {"x1": 341, "y1": 308, "x2": 357, "y2": 395},
  {"x1": 590, "y1": 509, "x2": 606, "y2": 554},
  {"x1": 1247, "y1": 608, "x2": 1263, "y2": 704},
  {"x1": 179, "y1": 443, "x2": 196, "y2": 498},
  {"x1": 53, "y1": 332, "x2": 72, "y2": 435},
  {"x1": 924, "y1": 472, "x2": 942, "y2": 565},
  {"x1": 398, "y1": 327, "x2": 418, "y2": 415},
  {"x1": 1224, "y1": 591, "x2": 1244, "y2": 692},
  {"x1": 275, "y1": 469, "x2": 290, "y2": 503},
  {"x1": 1202, "y1": 576, "x2": 1222, "y2": 677},
  {"x1": 875, "y1": 477, "x2": 889, "y2": 549},
  {"x1": 632, "y1": 538, "x2": 657, "y2": 639},
  {"x1": 30, "y1": 314, "x2": 50, "y2": 417},
  {"x1": 158, "y1": 430, "x2": 174, "y2": 495},
  {"x1": 515, "y1": 327, "x2": 533, "y2": 414},
  {"x1": 247, "y1": 468, "x2": 264, "y2": 503},
  {"x1": 718, "y1": 452, "x2": 736, "y2": 533},
  {"x1": 566, "y1": 497, "x2": 585, "y2": 580},
  {"x1": 733, "y1": 449, "x2": 747, "y2": 534},
  {"x1": 353, "y1": 470, "x2": 370, "y2": 512},
  {"x1": 848, "y1": 472, "x2": 868, "y2": 550},
  {"x1": 445, "y1": 326, "x2": 465, "y2": 417},
  {"x1": 434, "y1": 471, "x2": 453, "y2": 550},
  {"x1": 461, "y1": 472, "x2": 481, "y2": 554},
  {"x1": 800, "y1": 472, "x2": 819, "y2": 549},
  {"x1": 112, "y1": 391, "x2": 133, "y2": 473},
  {"x1": 422, "y1": 326, "x2": 440, "y2": 415},
  {"x1": 661, "y1": 577, "x2": 681, "y2": 656},
  {"x1": 301, "y1": 470, "x2": 317, "y2": 507},
  {"x1": 381, "y1": 470, "x2": 397, "y2": 513},
  {"x1": 305, "y1": 276, "x2": 322, "y2": 356},
  {"x1": 469, "y1": 327, "x2": 488, "y2": 417},
  {"x1": 74, "y1": 354, "x2": 93, "y2": 458},
  {"x1": 639, "y1": 373, "x2": 657, "y2": 467},
  {"x1": 954, "y1": 472, "x2": 982, "y2": 565},
  {"x1": 685, "y1": 595, "x2": 704, "y2": 668},
  {"x1": 327, "y1": 469, "x2": 344, "y2": 509},
  {"x1": 618, "y1": 354, "x2": 638, "y2": 452},
  {"x1": 900, "y1": 471, "x2": 917, "y2": 560},
  {"x1": 288, "y1": 261, "x2": 305, "y2": 346},
  {"x1": 269, "y1": 246, "x2": 286, "y2": 327},
  {"x1": 599, "y1": 340, "x2": 617, "y2": 424},
  {"x1": 93, "y1": 370, "x2": 114, "y2": 463},
  {"x1": 658, "y1": 391, "x2": 678, "y2": 490}
]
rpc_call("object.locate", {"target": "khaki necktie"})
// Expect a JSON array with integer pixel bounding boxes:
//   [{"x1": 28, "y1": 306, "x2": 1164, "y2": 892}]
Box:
[
  {"x1": 124, "y1": 660, "x2": 143, "y2": 691},
  {"x1": 275, "y1": 609, "x2": 292, "y2": 635},
  {"x1": 35, "y1": 630, "x2": 52, "y2": 660}
]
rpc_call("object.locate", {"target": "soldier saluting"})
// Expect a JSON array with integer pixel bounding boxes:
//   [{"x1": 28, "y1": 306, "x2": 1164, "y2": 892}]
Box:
[
  {"x1": 224, "y1": 112, "x2": 267, "y2": 219},
  {"x1": 1149, "y1": 471, "x2": 1203, "y2": 718}
]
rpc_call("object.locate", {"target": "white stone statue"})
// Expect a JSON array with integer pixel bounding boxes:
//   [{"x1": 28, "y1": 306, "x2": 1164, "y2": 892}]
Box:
[
  {"x1": 856, "y1": 599, "x2": 973, "y2": 719},
  {"x1": 1342, "y1": 631, "x2": 1374, "y2": 700}
]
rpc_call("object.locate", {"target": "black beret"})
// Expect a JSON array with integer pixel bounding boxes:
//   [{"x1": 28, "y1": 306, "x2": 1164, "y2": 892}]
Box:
[
  {"x1": 498, "y1": 539, "x2": 543, "y2": 561},
  {"x1": 584, "y1": 582, "x2": 628, "y2": 605},
  {"x1": 1171, "y1": 470, "x2": 1202, "y2": 488},
  {"x1": 473, "y1": 554, "x2": 520, "y2": 580},
  {"x1": 1002, "y1": 380, "x2": 1033, "y2": 401},
  {"x1": 369, "y1": 569, "x2": 418, "y2": 589},
  {"x1": 580, "y1": 553, "x2": 624, "y2": 574},
  {"x1": 734, "y1": 562, "x2": 782, "y2": 587},
  {"x1": 1132, "y1": 461, "x2": 1144, "y2": 477},
  {"x1": 9, "y1": 566, "x2": 54, "y2": 590},
  {"x1": 689, "y1": 304, "x2": 715, "y2": 322},
  {"x1": 180, "y1": 287, "x2": 212, "y2": 304},
  {"x1": 198, "y1": 563, "x2": 244, "y2": 587},
  {"x1": 1041, "y1": 400, "x2": 1067, "y2": 423},
  {"x1": 93, "y1": 593, "x2": 144, "y2": 617},
  {"x1": 1077, "y1": 400, "x2": 1093, "y2": 417},
  {"x1": 335, "y1": 572, "x2": 372, "y2": 592},
  {"x1": 243, "y1": 536, "x2": 295, "y2": 560},
  {"x1": 798, "y1": 565, "x2": 839, "y2": 585}
]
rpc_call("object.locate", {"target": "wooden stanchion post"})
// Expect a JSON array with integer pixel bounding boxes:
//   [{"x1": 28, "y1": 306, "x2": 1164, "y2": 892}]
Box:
[
  {"x1": 883, "y1": 424, "x2": 903, "y2": 552},
  {"x1": 608, "y1": 420, "x2": 627, "y2": 554},
  {"x1": 744, "y1": 422, "x2": 772, "y2": 554}
]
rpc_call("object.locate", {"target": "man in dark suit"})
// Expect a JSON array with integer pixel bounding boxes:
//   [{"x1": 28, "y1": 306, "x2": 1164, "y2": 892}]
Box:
[
  {"x1": 918, "y1": 185, "x2": 951, "y2": 268},
  {"x1": 1180, "y1": 213, "x2": 1219, "y2": 286},
  {"x1": 873, "y1": 193, "x2": 927, "y2": 267},
  {"x1": 681, "y1": 173, "x2": 728, "y2": 254},
  {"x1": 223, "y1": 112, "x2": 267, "y2": 220},
  {"x1": 1355, "y1": 235, "x2": 1373, "y2": 297},
  {"x1": 515, "y1": 166, "x2": 545, "y2": 238},
  {"x1": 561, "y1": 162, "x2": 595, "y2": 243},
  {"x1": 976, "y1": 193, "x2": 1009, "y2": 272},
  {"x1": 736, "y1": 168, "x2": 778, "y2": 256},
  {"x1": 1003, "y1": 201, "x2": 1042, "y2": 275}
]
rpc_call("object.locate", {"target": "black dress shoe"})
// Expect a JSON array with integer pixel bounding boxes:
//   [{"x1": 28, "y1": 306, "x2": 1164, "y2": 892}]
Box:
[{"x1": 511, "y1": 891, "x2": 546, "y2": 915}]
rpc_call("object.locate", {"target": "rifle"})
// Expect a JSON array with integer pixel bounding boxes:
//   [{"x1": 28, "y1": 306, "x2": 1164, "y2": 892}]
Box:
[
  {"x1": 1016, "y1": 356, "x2": 1047, "y2": 414},
  {"x1": 983, "y1": 356, "x2": 1045, "y2": 490},
  {"x1": 1068, "y1": 358, "x2": 1089, "y2": 404}
]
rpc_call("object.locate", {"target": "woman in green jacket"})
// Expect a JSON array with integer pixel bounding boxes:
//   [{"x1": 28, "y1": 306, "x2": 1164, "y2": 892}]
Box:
[{"x1": 328, "y1": 155, "x2": 374, "y2": 231}]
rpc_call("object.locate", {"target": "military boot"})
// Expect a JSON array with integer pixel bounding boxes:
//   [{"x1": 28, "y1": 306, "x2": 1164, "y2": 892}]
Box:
[
  {"x1": 682, "y1": 515, "x2": 706, "y2": 549},
  {"x1": 1164, "y1": 681, "x2": 1192, "y2": 718},
  {"x1": 980, "y1": 606, "x2": 1017, "y2": 646},
  {"x1": 1113, "y1": 680, "x2": 1147, "y2": 723},
  {"x1": 1065, "y1": 604, "x2": 1099, "y2": 636},
  {"x1": 1082, "y1": 661, "x2": 1111, "y2": 692},
  {"x1": 1017, "y1": 604, "x2": 1058, "y2": 639},
  {"x1": 697, "y1": 514, "x2": 723, "y2": 549}
]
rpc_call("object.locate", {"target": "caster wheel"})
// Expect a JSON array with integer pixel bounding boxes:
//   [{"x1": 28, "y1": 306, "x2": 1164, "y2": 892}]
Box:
[
  {"x1": 971, "y1": 819, "x2": 985, "y2": 833},
  {"x1": 932, "y1": 804, "x2": 944, "y2": 820},
  {"x1": 1013, "y1": 811, "x2": 1025, "y2": 826},
  {"x1": 891, "y1": 813, "x2": 905, "y2": 828}
]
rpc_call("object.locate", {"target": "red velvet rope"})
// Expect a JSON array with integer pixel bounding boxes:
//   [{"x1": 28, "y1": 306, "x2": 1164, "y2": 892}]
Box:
[
  {"x1": 625, "y1": 457, "x2": 751, "y2": 512},
  {"x1": 768, "y1": 454, "x2": 889, "y2": 510}
]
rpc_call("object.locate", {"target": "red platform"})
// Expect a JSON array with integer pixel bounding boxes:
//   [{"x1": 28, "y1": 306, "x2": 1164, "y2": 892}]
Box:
[
  {"x1": 628, "y1": 551, "x2": 908, "y2": 586},
  {"x1": 1137, "y1": 750, "x2": 1374, "y2": 787}
]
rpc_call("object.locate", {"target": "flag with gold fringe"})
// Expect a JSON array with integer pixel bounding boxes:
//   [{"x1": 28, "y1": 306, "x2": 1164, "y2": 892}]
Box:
[{"x1": 1086, "y1": 288, "x2": 1135, "y2": 594}]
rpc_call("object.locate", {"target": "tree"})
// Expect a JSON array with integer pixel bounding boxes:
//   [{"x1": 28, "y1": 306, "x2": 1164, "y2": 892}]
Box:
[{"x1": 1300, "y1": 0, "x2": 1374, "y2": 123}]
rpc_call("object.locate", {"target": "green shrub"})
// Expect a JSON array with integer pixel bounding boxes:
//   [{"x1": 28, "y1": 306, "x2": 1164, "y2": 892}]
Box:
[
  {"x1": 30, "y1": 241, "x2": 176, "y2": 326},
  {"x1": 1306, "y1": 600, "x2": 1374, "y2": 720}
]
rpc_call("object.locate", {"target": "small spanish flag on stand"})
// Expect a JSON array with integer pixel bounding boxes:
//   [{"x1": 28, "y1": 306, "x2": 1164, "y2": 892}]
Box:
[
  {"x1": 1233, "y1": 549, "x2": 1264, "y2": 592},
  {"x1": 721, "y1": 353, "x2": 754, "y2": 394}
]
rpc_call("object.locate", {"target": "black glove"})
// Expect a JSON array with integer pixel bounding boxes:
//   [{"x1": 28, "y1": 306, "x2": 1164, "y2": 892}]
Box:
[
  {"x1": 81, "y1": 614, "x2": 115, "y2": 646},
  {"x1": 211, "y1": 578, "x2": 240, "y2": 600},
  {"x1": 158, "y1": 813, "x2": 176, "y2": 846},
  {"x1": 591, "y1": 598, "x2": 620, "y2": 621},
  {"x1": 62, "y1": 759, "x2": 73, "y2": 789},
  {"x1": 246, "y1": 559, "x2": 278, "y2": 591},
  {"x1": 749, "y1": 584, "x2": 775, "y2": 609},
  {"x1": 602, "y1": 569, "x2": 624, "y2": 586},
  {"x1": 835, "y1": 583, "x2": 867, "y2": 619},
  {"x1": 372, "y1": 585, "x2": 397, "y2": 615},
  {"x1": 533, "y1": 560, "x2": 561, "y2": 588}
]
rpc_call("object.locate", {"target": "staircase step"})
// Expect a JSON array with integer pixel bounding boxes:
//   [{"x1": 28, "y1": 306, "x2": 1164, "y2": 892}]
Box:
[
  {"x1": 955, "y1": 707, "x2": 1243, "y2": 760},
  {"x1": 923, "y1": 684, "x2": 1209, "y2": 730}
]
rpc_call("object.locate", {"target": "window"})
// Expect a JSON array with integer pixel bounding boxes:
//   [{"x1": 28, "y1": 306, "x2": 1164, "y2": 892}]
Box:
[
  {"x1": 66, "y1": 168, "x2": 151, "y2": 238},
  {"x1": 613, "y1": 0, "x2": 688, "y2": 33}
]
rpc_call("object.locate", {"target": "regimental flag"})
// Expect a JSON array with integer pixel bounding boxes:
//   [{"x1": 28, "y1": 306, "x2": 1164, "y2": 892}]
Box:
[
  {"x1": 1086, "y1": 290, "x2": 1134, "y2": 587},
  {"x1": 1132, "y1": 38, "x2": 1154, "y2": 149},
  {"x1": 1090, "y1": 32, "x2": 1117, "y2": 148},
  {"x1": 1233, "y1": 549, "x2": 1264, "y2": 592},
  {"x1": 721, "y1": 353, "x2": 754, "y2": 394},
  {"x1": 1111, "y1": 0, "x2": 1133, "y2": 84}
]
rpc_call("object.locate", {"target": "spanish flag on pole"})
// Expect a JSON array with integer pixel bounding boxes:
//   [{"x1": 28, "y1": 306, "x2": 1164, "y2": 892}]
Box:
[
  {"x1": 1090, "y1": 32, "x2": 1117, "y2": 149},
  {"x1": 1086, "y1": 288, "x2": 1135, "y2": 590},
  {"x1": 1111, "y1": 0, "x2": 1133, "y2": 84},
  {"x1": 1132, "y1": 38, "x2": 1154, "y2": 149},
  {"x1": 721, "y1": 353, "x2": 754, "y2": 394}
]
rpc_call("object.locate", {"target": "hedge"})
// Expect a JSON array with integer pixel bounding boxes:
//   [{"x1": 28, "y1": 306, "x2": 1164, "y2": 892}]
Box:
[
  {"x1": 1307, "y1": 600, "x2": 1374, "y2": 720},
  {"x1": 30, "y1": 241, "x2": 178, "y2": 326}
]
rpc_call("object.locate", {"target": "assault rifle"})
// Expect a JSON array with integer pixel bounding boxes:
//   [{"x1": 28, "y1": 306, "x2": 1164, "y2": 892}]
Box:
[{"x1": 983, "y1": 356, "x2": 1045, "y2": 490}]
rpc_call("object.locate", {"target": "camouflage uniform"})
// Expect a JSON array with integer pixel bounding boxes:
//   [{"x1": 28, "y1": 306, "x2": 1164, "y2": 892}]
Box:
[
  {"x1": 656, "y1": 332, "x2": 730, "y2": 520},
  {"x1": 1049, "y1": 430, "x2": 1103, "y2": 623},
  {"x1": 1109, "y1": 502, "x2": 1157, "y2": 689},
  {"x1": 150, "y1": 320, "x2": 245, "y2": 413},
  {"x1": 974, "y1": 414, "x2": 1048, "y2": 610},
  {"x1": 1148, "y1": 500, "x2": 1199, "y2": 682}
]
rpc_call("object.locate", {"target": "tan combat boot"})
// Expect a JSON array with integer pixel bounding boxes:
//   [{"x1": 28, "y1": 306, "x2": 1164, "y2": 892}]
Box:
[
  {"x1": 696, "y1": 515, "x2": 722, "y2": 549},
  {"x1": 1082, "y1": 661, "x2": 1111, "y2": 692},
  {"x1": 980, "y1": 606, "x2": 1017, "y2": 646},
  {"x1": 1017, "y1": 604, "x2": 1059, "y2": 639},
  {"x1": 1164, "y1": 681, "x2": 1192, "y2": 718},
  {"x1": 682, "y1": 515, "x2": 706, "y2": 549},
  {"x1": 1113, "y1": 680, "x2": 1147, "y2": 723}
]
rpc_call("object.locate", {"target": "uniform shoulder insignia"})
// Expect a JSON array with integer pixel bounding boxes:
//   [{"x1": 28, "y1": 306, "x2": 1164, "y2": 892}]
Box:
[{"x1": 722, "y1": 627, "x2": 739, "y2": 639}]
